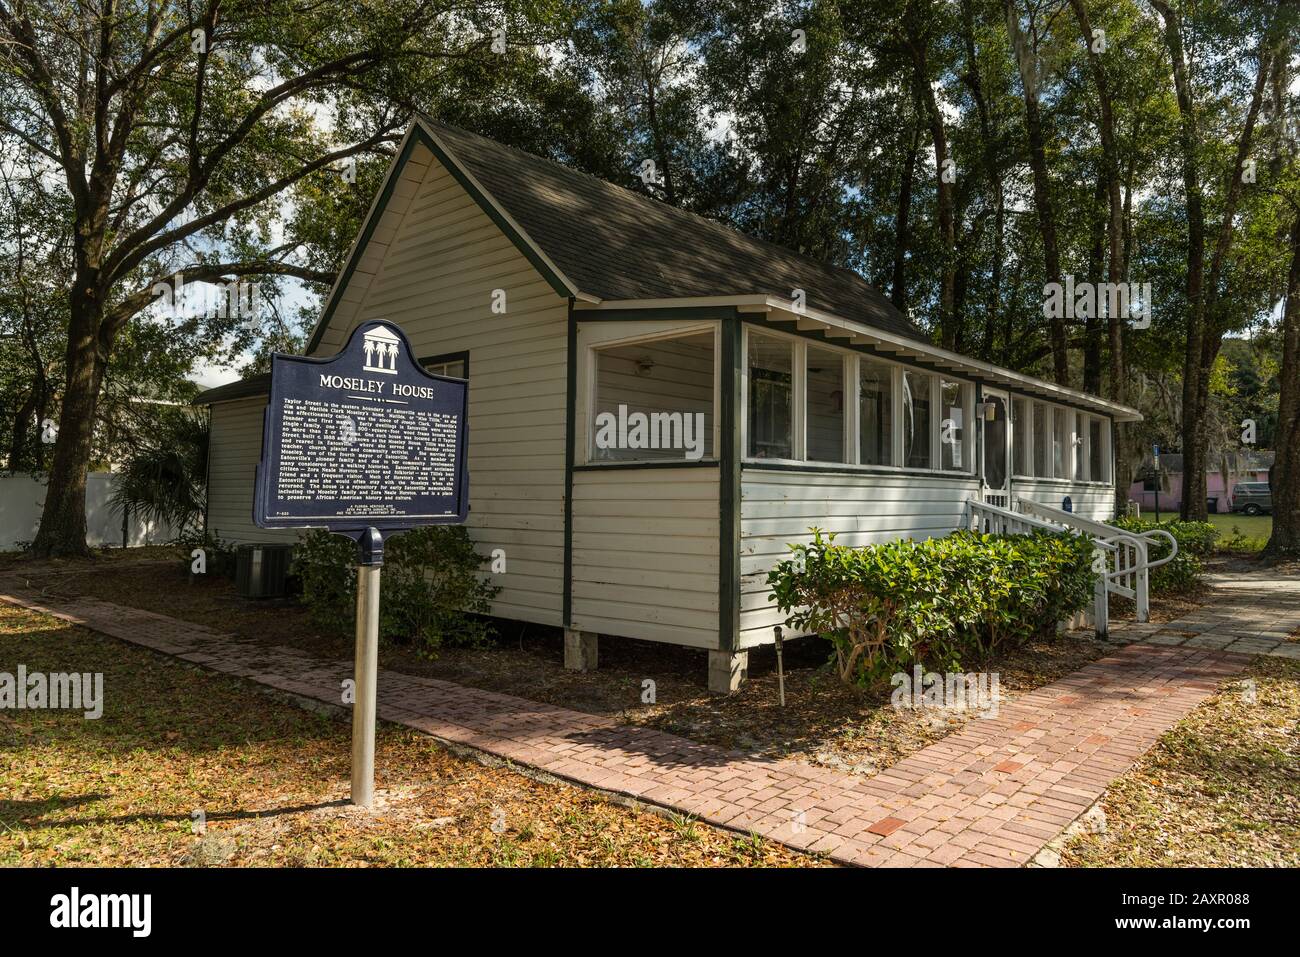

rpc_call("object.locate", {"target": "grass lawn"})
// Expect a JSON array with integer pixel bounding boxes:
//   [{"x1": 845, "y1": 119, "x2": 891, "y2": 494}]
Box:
[
  {"x1": 1060, "y1": 656, "x2": 1300, "y2": 867},
  {"x1": 0, "y1": 603, "x2": 825, "y2": 867},
  {"x1": 1208, "y1": 513, "x2": 1272, "y2": 552}
]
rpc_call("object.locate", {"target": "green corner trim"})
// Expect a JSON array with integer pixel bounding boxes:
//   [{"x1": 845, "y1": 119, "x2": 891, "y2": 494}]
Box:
[{"x1": 719, "y1": 314, "x2": 742, "y2": 652}]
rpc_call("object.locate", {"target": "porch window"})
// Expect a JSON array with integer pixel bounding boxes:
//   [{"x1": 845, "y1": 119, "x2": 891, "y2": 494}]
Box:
[
  {"x1": 741, "y1": 327, "x2": 976, "y2": 474},
  {"x1": 748, "y1": 332, "x2": 793, "y2": 460},
  {"x1": 806, "y1": 346, "x2": 845, "y2": 462},
  {"x1": 1088, "y1": 416, "x2": 1106, "y2": 482},
  {"x1": 590, "y1": 331, "x2": 715, "y2": 463},
  {"x1": 1032, "y1": 402, "x2": 1049, "y2": 477},
  {"x1": 1012, "y1": 396, "x2": 1031, "y2": 476},
  {"x1": 940, "y1": 378, "x2": 969, "y2": 472},
  {"x1": 858, "y1": 357, "x2": 893, "y2": 466},
  {"x1": 1052, "y1": 406, "x2": 1068, "y2": 478},
  {"x1": 1074, "y1": 411, "x2": 1088, "y2": 481},
  {"x1": 903, "y1": 369, "x2": 934, "y2": 469}
]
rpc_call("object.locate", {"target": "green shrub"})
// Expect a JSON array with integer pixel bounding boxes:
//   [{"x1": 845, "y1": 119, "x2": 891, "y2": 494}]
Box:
[
  {"x1": 766, "y1": 528, "x2": 1095, "y2": 686},
  {"x1": 1112, "y1": 516, "x2": 1217, "y2": 595},
  {"x1": 292, "y1": 526, "x2": 500, "y2": 653}
]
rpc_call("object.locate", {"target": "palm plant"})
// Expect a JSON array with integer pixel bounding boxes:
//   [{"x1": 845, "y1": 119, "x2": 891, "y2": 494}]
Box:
[{"x1": 109, "y1": 410, "x2": 209, "y2": 537}]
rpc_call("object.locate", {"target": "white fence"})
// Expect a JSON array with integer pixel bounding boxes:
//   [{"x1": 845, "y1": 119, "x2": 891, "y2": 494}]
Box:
[{"x1": 0, "y1": 472, "x2": 180, "y2": 551}]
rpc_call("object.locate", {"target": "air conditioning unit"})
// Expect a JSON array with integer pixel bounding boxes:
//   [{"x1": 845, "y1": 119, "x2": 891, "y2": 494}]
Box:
[{"x1": 235, "y1": 543, "x2": 292, "y2": 599}]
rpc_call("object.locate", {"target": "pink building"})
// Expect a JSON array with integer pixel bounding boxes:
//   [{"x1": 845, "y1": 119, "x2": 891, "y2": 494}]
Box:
[{"x1": 1127, "y1": 450, "x2": 1273, "y2": 514}]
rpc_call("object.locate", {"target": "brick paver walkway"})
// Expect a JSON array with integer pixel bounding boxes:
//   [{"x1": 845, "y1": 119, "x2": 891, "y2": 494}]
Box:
[
  {"x1": 4, "y1": 569, "x2": 1296, "y2": 867},
  {"x1": 1116, "y1": 572, "x2": 1300, "y2": 659}
]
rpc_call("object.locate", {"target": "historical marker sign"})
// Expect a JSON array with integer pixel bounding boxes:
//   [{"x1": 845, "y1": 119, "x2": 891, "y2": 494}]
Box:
[
  {"x1": 253, "y1": 320, "x2": 468, "y2": 535},
  {"x1": 252, "y1": 319, "x2": 468, "y2": 808}
]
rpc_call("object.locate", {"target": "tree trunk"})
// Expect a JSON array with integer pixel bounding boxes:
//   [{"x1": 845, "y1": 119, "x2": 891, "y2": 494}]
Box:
[
  {"x1": 1082, "y1": 178, "x2": 1105, "y2": 395},
  {"x1": 909, "y1": 34, "x2": 956, "y2": 348},
  {"x1": 30, "y1": 287, "x2": 104, "y2": 558},
  {"x1": 891, "y1": 122, "x2": 920, "y2": 313},
  {"x1": 1006, "y1": 2, "x2": 1067, "y2": 384},
  {"x1": 1069, "y1": 0, "x2": 1131, "y2": 513},
  {"x1": 1152, "y1": 0, "x2": 1208, "y2": 521},
  {"x1": 1265, "y1": 209, "x2": 1300, "y2": 557},
  {"x1": 959, "y1": 0, "x2": 1003, "y2": 361},
  {"x1": 7, "y1": 386, "x2": 39, "y2": 472}
]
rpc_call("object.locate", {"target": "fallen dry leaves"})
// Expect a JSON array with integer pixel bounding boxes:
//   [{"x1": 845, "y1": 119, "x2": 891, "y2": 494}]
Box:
[
  {"x1": 0, "y1": 603, "x2": 826, "y2": 868},
  {"x1": 1058, "y1": 656, "x2": 1300, "y2": 867}
]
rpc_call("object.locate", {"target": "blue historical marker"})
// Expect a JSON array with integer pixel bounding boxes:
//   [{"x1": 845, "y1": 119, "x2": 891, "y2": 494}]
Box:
[
  {"x1": 254, "y1": 319, "x2": 468, "y2": 546},
  {"x1": 253, "y1": 319, "x2": 468, "y2": 807}
]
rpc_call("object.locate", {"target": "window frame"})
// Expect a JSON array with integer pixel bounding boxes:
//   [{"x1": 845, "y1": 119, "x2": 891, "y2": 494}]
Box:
[
  {"x1": 581, "y1": 322, "x2": 721, "y2": 467},
  {"x1": 420, "y1": 350, "x2": 469, "y2": 380},
  {"x1": 1012, "y1": 397, "x2": 1112, "y2": 486},
  {"x1": 740, "y1": 325, "x2": 975, "y2": 476},
  {"x1": 939, "y1": 376, "x2": 973, "y2": 473}
]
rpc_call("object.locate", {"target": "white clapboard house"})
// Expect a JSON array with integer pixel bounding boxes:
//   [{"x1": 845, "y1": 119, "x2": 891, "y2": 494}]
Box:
[{"x1": 197, "y1": 116, "x2": 1141, "y2": 692}]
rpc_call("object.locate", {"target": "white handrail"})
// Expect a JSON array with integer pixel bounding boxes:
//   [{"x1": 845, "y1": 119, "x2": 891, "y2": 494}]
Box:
[
  {"x1": 1019, "y1": 498, "x2": 1179, "y2": 568},
  {"x1": 1016, "y1": 497, "x2": 1178, "y2": 625},
  {"x1": 966, "y1": 498, "x2": 1063, "y2": 536}
]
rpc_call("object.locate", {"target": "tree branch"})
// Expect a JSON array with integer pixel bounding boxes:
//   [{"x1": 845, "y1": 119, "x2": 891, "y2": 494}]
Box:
[{"x1": 106, "y1": 125, "x2": 402, "y2": 284}]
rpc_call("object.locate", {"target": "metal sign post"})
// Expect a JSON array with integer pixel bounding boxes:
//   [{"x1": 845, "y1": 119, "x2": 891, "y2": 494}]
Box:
[
  {"x1": 1152, "y1": 444, "x2": 1161, "y2": 522},
  {"x1": 253, "y1": 321, "x2": 469, "y2": 809},
  {"x1": 351, "y1": 528, "x2": 383, "y2": 807}
]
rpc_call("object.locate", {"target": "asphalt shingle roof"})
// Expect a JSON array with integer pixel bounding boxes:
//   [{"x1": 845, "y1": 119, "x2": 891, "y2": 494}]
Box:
[
  {"x1": 193, "y1": 372, "x2": 270, "y2": 405},
  {"x1": 419, "y1": 116, "x2": 931, "y2": 345}
]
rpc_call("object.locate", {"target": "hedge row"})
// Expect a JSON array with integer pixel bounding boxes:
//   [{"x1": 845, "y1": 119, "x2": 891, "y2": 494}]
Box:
[
  {"x1": 1112, "y1": 516, "x2": 1217, "y2": 595},
  {"x1": 291, "y1": 526, "x2": 499, "y2": 653},
  {"x1": 766, "y1": 529, "x2": 1096, "y2": 686}
]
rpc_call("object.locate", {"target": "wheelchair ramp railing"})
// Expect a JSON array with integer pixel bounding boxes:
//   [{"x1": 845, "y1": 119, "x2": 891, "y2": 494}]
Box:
[
  {"x1": 1016, "y1": 497, "x2": 1178, "y2": 627},
  {"x1": 966, "y1": 499, "x2": 1105, "y2": 635},
  {"x1": 965, "y1": 498, "x2": 1170, "y2": 639},
  {"x1": 967, "y1": 498, "x2": 1062, "y2": 537}
]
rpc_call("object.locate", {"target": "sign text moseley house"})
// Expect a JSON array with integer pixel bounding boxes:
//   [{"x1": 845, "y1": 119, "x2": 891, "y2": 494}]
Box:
[
  {"x1": 253, "y1": 320, "x2": 468, "y2": 531},
  {"x1": 196, "y1": 116, "x2": 1141, "y2": 693}
]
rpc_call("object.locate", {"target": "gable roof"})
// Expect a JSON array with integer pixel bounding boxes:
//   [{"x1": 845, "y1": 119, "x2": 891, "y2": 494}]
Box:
[
  {"x1": 414, "y1": 115, "x2": 929, "y2": 344},
  {"x1": 199, "y1": 116, "x2": 1140, "y2": 422},
  {"x1": 194, "y1": 372, "x2": 271, "y2": 405}
]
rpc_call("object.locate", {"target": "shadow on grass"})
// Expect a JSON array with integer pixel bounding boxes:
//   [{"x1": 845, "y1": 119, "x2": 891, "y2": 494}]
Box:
[
  {"x1": 0, "y1": 615, "x2": 352, "y2": 758},
  {"x1": 0, "y1": 794, "x2": 349, "y2": 830}
]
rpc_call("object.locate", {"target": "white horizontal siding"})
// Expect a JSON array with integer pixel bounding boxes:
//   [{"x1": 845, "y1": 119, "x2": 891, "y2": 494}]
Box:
[
  {"x1": 206, "y1": 397, "x2": 298, "y2": 545},
  {"x1": 738, "y1": 467, "x2": 979, "y2": 648},
  {"x1": 341, "y1": 145, "x2": 567, "y2": 626},
  {"x1": 570, "y1": 468, "x2": 720, "y2": 648},
  {"x1": 205, "y1": 142, "x2": 567, "y2": 626},
  {"x1": 1013, "y1": 478, "x2": 1116, "y2": 523}
]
